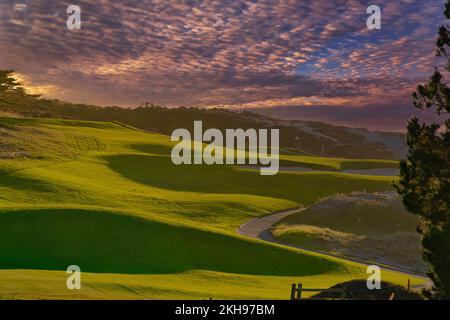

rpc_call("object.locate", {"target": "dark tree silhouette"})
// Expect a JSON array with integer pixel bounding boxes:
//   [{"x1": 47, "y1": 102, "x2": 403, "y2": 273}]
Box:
[
  {"x1": 395, "y1": 1, "x2": 450, "y2": 299},
  {"x1": 0, "y1": 70, "x2": 25, "y2": 95}
]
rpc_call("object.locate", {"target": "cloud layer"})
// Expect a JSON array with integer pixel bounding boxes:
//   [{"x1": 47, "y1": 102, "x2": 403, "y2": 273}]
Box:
[{"x1": 0, "y1": 0, "x2": 445, "y2": 129}]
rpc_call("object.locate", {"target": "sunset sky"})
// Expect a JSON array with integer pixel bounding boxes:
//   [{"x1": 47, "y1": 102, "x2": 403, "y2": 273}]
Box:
[{"x1": 0, "y1": 0, "x2": 445, "y2": 130}]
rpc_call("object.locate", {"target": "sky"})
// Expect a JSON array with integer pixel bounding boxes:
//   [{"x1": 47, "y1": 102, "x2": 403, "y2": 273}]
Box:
[{"x1": 0, "y1": 0, "x2": 446, "y2": 131}]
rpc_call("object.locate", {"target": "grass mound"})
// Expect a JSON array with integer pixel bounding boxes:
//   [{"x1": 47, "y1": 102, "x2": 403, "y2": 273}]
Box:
[
  {"x1": 0, "y1": 208, "x2": 339, "y2": 276},
  {"x1": 272, "y1": 192, "x2": 426, "y2": 273}
]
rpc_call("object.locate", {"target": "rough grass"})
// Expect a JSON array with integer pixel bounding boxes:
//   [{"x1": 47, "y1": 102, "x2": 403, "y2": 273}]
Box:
[
  {"x1": 0, "y1": 117, "x2": 424, "y2": 299},
  {"x1": 272, "y1": 193, "x2": 426, "y2": 273}
]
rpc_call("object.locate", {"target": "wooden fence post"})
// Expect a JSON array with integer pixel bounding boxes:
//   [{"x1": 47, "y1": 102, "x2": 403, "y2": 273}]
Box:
[
  {"x1": 407, "y1": 279, "x2": 410, "y2": 292},
  {"x1": 291, "y1": 283, "x2": 350, "y2": 300},
  {"x1": 291, "y1": 284, "x2": 296, "y2": 300},
  {"x1": 297, "y1": 283, "x2": 303, "y2": 300}
]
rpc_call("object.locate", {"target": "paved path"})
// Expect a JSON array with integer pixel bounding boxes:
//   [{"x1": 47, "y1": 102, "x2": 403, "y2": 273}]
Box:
[{"x1": 237, "y1": 208, "x2": 430, "y2": 289}]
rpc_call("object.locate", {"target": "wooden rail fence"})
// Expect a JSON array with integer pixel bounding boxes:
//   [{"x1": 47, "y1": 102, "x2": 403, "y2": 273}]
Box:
[
  {"x1": 291, "y1": 279, "x2": 415, "y2": 300},
  {"x1": 290, "y1": 283, "x2": 346, "y2": 300}
]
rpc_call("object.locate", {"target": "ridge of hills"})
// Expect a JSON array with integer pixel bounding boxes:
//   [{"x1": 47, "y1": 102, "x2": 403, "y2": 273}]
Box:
[{"x1": 0, "y1": 93, "x2": 406, "y2": 160}]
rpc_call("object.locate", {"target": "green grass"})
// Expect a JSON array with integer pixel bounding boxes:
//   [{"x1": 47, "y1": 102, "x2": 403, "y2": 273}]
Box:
[
  {"x1": 279, "y1": 154, "x2": 398, "y2": 171},
  {"x1": 0, "y1": 208, "x2": 339, "y2": 276},
  {"x1": 0, "y1": 117, "x2": 423, "y2": 299},
  {"x1": 0, "y1": 269, "x2": 419, "y2": 300},
  {"x1": 272, "y1": 193, "x2": 425, "y2": 274}
]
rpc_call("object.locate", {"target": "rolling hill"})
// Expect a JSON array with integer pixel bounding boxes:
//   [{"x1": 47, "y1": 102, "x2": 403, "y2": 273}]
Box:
[
  {"x1": 272, "y1": 193, "x2": 426, "y2": 274},
  {"x1": 0, "y1": 117, "x2": 422, "y2": 299},
  {"x1": 0, "y1": 91, "x2": 406, "y2": 160}
]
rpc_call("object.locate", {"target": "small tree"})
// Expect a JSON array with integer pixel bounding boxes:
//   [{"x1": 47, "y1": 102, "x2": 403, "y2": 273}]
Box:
[
  {"x1": 0, "y1": 70, "x2": 25, "y2": 95},
  {"x1": 395, "y1": 1, "x2": 450, "y2": 299}
]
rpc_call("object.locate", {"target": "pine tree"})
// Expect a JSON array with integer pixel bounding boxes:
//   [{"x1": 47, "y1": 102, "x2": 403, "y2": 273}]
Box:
[
  {"x1": 395, "y1": 1, "x2": 450, "y2": 299},
  {"x1": 0, "y1": 70, "x2": 25, "y2": 95}
]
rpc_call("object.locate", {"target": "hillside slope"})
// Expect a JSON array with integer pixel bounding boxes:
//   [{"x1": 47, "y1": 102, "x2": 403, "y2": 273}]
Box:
[
  {"x1": 0, "y1": 92, "x2": 406, "y2": 159},
  {"x1": 0, "y1": 117, "x2": 421, "y2": 299},
  {"x1": 272, "y1": 193, "x2": 426, "y2": 274}
]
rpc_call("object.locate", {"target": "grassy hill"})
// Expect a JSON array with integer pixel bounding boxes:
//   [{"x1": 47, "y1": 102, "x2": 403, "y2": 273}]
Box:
[
  {"x1": 0, "y1": 117, "x2": 421, "y2": 299},
  {"x1": 0, "y1": 91, "x2": 405, "y2": 160},
  {"x1": 272, "y1": 193, "x2": 426, "y2": 274}
]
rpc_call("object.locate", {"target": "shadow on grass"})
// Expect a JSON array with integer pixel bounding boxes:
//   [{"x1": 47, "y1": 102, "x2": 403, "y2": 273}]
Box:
[
  {"x1": 0, "y1": 174, "x2": 56, "y2": 192},
  {"x1": 0, "y1": 208, "x2": 339, "y2": 276},
  {"x1": 105, "y1": 153, "x2": 392, "y2": 204},
  {"x1": 310, "y1": 280, "x2": 423, "y2": 300}
]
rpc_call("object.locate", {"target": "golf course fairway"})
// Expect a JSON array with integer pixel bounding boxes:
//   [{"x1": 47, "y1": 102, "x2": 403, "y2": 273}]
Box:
[{"x1": 0, "y1": 117, "x2": 425, "y2": 299}]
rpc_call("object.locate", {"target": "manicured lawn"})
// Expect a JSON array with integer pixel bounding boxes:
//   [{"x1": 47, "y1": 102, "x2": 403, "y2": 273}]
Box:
[{"x1": 0, "y1": 117, "x2": 423, "y2": 299}]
